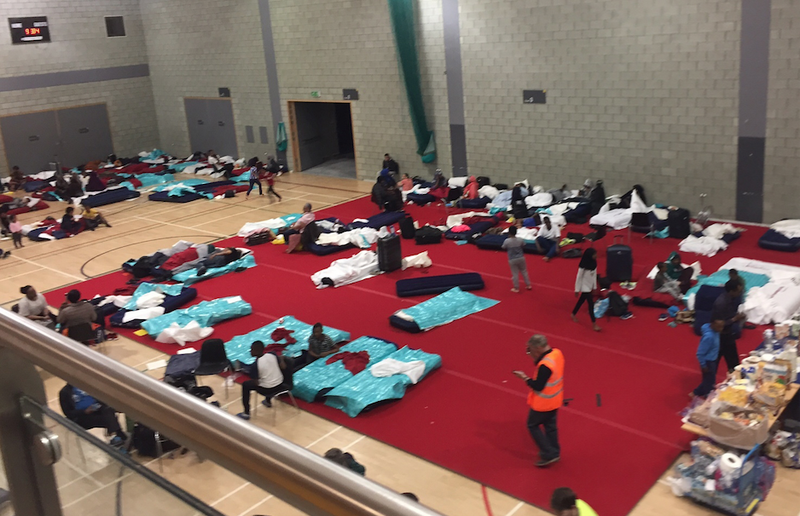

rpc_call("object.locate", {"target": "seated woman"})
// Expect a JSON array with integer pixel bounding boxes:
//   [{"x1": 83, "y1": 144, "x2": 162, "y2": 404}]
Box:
[
  {"x1": 653, "y1": 262, "x2": 682, "y2": 301},
  {"x1": 18, "y1": 285, "x2": 56, "y2": 329},
  {"x1": 80, "y1": 202, "x2": 111, "y2": 230},
  {"x1": 397, "y1": 173, "x2": 414, "y2": 192},
  {"x1": 461, "y1": 176, "x2": 479, "y2": 200},
  {"x1": 85, "y1": 170, "x2": 106, "y2": 192},
  {"x1": 8, "y1": 166, "x2": 25, "y2": 191},
  {"x1": 665, "y1": 251, "x2": 693, "y2": 294},
  {"x1": 283, "y1": 203, "x2": 315, "y2": 253},
  {"x1": 65, "y1": 173, "x2": 84, "y2": 200},
  {"x1": 535, "y1": 216, "x2": 561, "y2": 262},
  {"x1": 196, "y1": 247, "x2": 243, "y2": 275},
  {"x1": 429, "y1": 169, "x2": 449, "y2": 199},
  {"x1": 60, "y1": 206, "x2": 84, "y2": 235}
]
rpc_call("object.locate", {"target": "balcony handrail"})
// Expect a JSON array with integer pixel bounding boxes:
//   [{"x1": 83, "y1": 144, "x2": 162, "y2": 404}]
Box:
[{"x1": 0, "y1": 309, "x2": 444, "y2": 516}]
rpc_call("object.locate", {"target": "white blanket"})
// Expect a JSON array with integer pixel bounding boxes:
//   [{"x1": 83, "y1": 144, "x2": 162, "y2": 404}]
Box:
[
  {"x1": 237, "y1": 218, "x2": 290, "y2": 237},
  {"x1": 703, "y1": 223, "x2": 741, "y2": 240},
  {"x1": 136, "y1": 291, "x2": 166, "y2": 309},
  {"x1": 717, "y1": 258, "x2": 800, "y2": 324},
  {"x1": 155, "y1": 320, "x2": 213, "y2": 346},
  {"x1": 548, "y1": 202, "x2": 580, "y2": 216},
  {"x1": 122, "y1": 306, "x2": 165, "y2": 323},
  {"x1": 445, "y1": 211, "x2": 490, "y2": 228},
  {"x1": 478, "y1": 185, "x2": 500, "y2": 200},
  {"x1": 401, "y1": 251, "x2": 432, "y2": 270},
  {"x1": 590, "y1": 209, "x2": 632, "y2": 230},
  {"x1": 771, "y1": 219, "x2": 800, "y2": 239},
  {"x1": 370, "y1": 358, "x2": 426, "y2": 384},
  {"x1": 679, "y1": 235, "x2": 728, "y2": 257},
  {"x1": 96, "y1": 295, "x2": 133, "y2": 308},
  {"x1": 525, "y1": 192, "x2": 554, "y2": 208},
  {"x1": 310, "y1": 250, "x2": 381, "y2": 289},
  {"x1": 316, "y1": 227, "x2": 386, "y2": 248}
]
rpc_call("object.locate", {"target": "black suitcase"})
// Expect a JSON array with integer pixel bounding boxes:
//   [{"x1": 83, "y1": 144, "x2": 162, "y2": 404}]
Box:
[
  {"x1": 606, "y1": 235, "x2": 632, "y2": 282},
  {"x1": 245, "y1": 229, "x2": 274, "y2": 246},
  {"x1": 377, "y1": 234, "x2": 402, "y2": 272},
  {"x1": 477, "y1": 176, "x2": 491, "y2": 188},
  {"x1": 668, "y1": 208, "x2": 690, "y2": 239},
  {"x1": 399, "y1": 216, "x2": 416, "y2": 239},
  {"x1": 415, "y1": 226, "x2": 443, "y2": 245}
]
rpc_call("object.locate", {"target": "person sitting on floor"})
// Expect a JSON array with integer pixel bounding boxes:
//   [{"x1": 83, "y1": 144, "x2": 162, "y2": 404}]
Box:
[
  {"x1": 65, "y1": 173, "x2": 84, "y2": 200},
  {"x1": 284, "y1": 203, "x2": 315, "y2": 254},
  {"x1": 60, "y1": 206, "x2": 83, "y2": 235},
  {"x1": 8, "y1": 166, "x2": 25, "y2": 191},
  {"x1": 324, "y1": 448, "x2": 366, "y2": 476},
  {"x1": 196, "y1": 247, "x2": 243, "y2": 275},
  {"x1": 536, "y1": 216, "x2": 561, "y2": 262},
  {"x1": 461, "y1": 176, "x2": 479, "y2": 200},
  {"x1": 80, "y1": 202, "x2": 111, "y2": 230},
  {"x1": 382, "y1": 153, "x2": 399, "y2": 176},
  {"x1": 59, "y1": 384, "x2": 128, "y2": 447},
  {"x1": 550, "y1": 487, "x2": 598, "y2": 516},
  {"x1": 237, "y1": 341, "x2": 293, "y2": 420},
  {"x1": 665, "y1": 251, "x2": 693, "y2": 294},
  {"x1": 18, "y1": 285, "x2": 56, "y2": 329},
  {"x1": 653, "y1": 262, "x2": 682, "y2": 301},
  {"x1": 304, "y1": 323, "x2": 339, "y2": 364},
  {"x1": 57, "y1": 289, "x2": 97, "y2": 330},
  {"x1": 397, "y1": 173, "x2": 414, "y2": 192}
]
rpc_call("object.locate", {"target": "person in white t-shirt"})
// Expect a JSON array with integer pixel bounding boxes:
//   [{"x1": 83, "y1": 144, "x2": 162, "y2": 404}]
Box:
[
  {"x1": 237, "y1": 341, "x2": 293, "y2": 420},
  {"x1": 17, "y1": 285, "x2": 55, "y2": 329},
  {"x1": 535, "y1": 216, "x2": 561, "y2": 262}
]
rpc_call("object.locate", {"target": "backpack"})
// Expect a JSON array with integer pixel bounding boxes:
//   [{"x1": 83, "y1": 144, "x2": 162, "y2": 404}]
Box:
[
  {"x1": 607, "y1": 291, "x2": 629, "y2": 317},
  {"x1": 562, "y1": 248, "x2": 582, "y2": 258},
  {"x1": 132, "y1": 423, "x2": 181, "y2": 458}
]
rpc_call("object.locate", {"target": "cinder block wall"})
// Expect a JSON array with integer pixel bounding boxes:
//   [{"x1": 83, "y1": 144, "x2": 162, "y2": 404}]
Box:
[
  {"x1": 459, "y1": 0, "x2": 741, "y2": 218},
  {"x1": 764, "y1": 0, "x2": 800, "y2": 223},
  {"x1": 138, "y1": 0, "x2": 273, "y2": 161},
  {"x1": 0, "y1": 0, "x2": 159, "y2": 176},
  {"x1": 270, "y1": 0, "x2": 450, "y2": 181}
]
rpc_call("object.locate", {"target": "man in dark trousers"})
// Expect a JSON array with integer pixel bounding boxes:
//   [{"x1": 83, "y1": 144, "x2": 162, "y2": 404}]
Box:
[
  {"x1": 711, "y1": 279, "x2": 746, "y2": 373},
  {"x1": 514, "y1": 334, "x2": 564, "y2": 467},
  {"x1": 382, "y1": 154, "x2": 399, "y2": 175}
]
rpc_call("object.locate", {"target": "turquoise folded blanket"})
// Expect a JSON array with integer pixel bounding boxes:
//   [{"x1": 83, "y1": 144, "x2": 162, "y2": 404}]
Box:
[
  {"x1": 141, "y1": 296, "x2": 251, "y2": 337},
  {"x1": 224, "y1": 316, "x2": 351, "y2": 364},
  {"x1": 396, "y1": 287, "x2": 499, "y2": 331},
  {"x1": 172, "y1": 254, "x2": 256, "y2": 286},
  {"x1": 123, "y1": 282, "x2": 184, "y2": 310}
]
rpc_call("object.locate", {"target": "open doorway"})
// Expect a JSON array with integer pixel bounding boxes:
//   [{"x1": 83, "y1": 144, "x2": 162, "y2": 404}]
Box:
[{"x1": 288, "y1": 101, "x2": 356, "y2": 178}]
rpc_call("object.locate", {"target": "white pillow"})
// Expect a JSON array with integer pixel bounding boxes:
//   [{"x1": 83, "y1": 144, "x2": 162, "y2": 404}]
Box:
[{"x1": 448, "y1": 176, "x2": 468, "y2": 188}]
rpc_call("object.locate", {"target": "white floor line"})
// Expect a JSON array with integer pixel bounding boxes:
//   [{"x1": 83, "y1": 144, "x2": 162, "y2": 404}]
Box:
[
  {"x1": 504, "y1": 501, "x2": 524, "y2": 516},
  {"x1": 304, "y1": 426, "x2": 342, "y2": 449},
  {"x1": 341, "y1": 435, "x2": 365, "y2": 451},
  {"x1": 8, "y1": 254, "x2": 83, "y2": 281},
  {"x1": 209, "y1": 480, "x2": 251, "y2": 507},
  {"x1": 0, "y1": 266, "x2": 44, "y2": 282},
  {"x1": 236, "y1": 494, "x2": 273, "y2": 516},
  {"x1": 61, "y1": 456, "x2": 160, "y2": 509},
  {"x1": 134, "y1": 217, "x2": 226, "y2": 237},
  {"x1": 57, "y1": 455, "x2": 106, "y2": 490}
]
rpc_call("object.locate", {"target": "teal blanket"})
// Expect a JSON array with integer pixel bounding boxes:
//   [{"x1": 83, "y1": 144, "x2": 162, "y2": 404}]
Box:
[
  {"x1": 168, "y1": 161, "x2": 199, "y2": 172},
  {"x1": 397, "y1": 287, "x2": 499, "y2": 331},
  {"x1": 123, "y1": 283, "x2": 184, "y2": 310},
  {"x1": 292, "y1": 337, "x2": 397, "y2": 402},
  {"x1": 172, "y1": 254, "x2": 256, "y2": 286},
  {"x1": 325, "y1": 346, "x2": 442, "y2": 417},
  {"x1": 224, "y1": 316, "x2": 351, "y2": 364},
  {"x1": 684, "y1": 269, "x2": 769, "y2": 304},
  {"x1": 141, "y1": 296, "x2": 251, "y2": 337}
]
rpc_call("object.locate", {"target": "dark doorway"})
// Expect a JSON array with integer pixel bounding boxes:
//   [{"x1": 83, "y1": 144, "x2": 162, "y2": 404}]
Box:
[{"x1": 289, "y1": 101, "x2": 356, "y2": 178}]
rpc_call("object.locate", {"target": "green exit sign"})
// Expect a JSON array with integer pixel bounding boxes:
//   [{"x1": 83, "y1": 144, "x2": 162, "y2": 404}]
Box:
[{"x1": 311, "y1": 91, "x2": 321, "y2": 98}]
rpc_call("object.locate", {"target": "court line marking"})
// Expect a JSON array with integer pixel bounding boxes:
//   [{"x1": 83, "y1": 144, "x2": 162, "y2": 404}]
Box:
[
  {"x1": 8, "y1": 253, "x2": 84, "y2": 281},
  {"x1": 504, "y1": 501, "x2": 524, "y2": 516}
]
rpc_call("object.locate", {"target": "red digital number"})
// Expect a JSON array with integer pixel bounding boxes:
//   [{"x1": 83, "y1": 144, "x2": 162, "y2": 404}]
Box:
[{"x1": 24, "y1": 28, "x2": 41, "y2": 35}]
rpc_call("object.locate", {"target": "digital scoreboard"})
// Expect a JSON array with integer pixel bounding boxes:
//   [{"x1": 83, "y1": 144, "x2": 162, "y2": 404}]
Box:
[{"x1": 9, "y1": 17, "x2": 50, "y2": 44}]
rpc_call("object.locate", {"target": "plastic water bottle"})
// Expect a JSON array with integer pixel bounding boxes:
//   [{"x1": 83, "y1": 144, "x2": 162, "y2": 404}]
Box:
[{"x1": 763, "y1": 329, "x2": 775, "y2": 353}]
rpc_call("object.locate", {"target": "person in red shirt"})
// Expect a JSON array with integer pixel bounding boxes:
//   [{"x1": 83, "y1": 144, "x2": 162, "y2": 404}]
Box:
[{"x1": 265, "y1": 169, "x2": 282, "y2": 201}]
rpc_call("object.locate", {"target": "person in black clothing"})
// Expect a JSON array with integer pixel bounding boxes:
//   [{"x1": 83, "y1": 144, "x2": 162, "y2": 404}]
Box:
[
  {"x1": 61, "y1": 206, "x2": 81, "y2": 234},
  {"x1": 65, "y1": 173, "x2": 84, "y2": 200},
  {"x1": 59, "y1": 384, "x2": 127, "y2": 446},
  {"x1": 196, "y1": 247, "x2": 242, "y2": 275},
  {"x1": 711, "y1": 279, "x2": 746, "y2": 373},
  {"x1": 382, "y1": 154, "x2": 399, "y2": 175}
]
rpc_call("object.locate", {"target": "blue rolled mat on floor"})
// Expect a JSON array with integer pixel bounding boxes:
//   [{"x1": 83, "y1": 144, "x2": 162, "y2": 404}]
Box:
[{"x1": 396, "y1": 273, "x2": 484, "y2": 297}]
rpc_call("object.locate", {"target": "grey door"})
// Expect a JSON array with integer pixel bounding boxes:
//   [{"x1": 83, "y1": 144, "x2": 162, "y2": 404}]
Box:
[
  {"x1": 184, "y1": 98, "x2": 212, "y2": 155},
  {"x1": 1, "y1": 110, "x2": 59, "y2": 173},
  {"x1": 207, "y1": 99, "x2": 238, "y2": 157},
  {"x1": 56, "y1": 104, "x2": 114, "y2": 168}
]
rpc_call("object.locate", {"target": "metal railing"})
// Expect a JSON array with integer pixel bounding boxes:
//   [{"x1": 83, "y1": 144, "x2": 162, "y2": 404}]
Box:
[{"x1": 0, "y1": 309, "x2": 444, "y2": 516}]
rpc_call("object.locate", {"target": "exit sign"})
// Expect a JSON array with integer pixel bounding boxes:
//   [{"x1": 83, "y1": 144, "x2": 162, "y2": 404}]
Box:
[{"x1": 311, "y1": 91, "x2": 321, "y2": 98}]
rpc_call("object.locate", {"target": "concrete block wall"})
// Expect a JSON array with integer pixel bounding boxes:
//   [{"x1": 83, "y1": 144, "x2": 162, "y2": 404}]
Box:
[
  {"x1": 138, "y1": 0, "x2": 272, "y2": 161},
  {"x1": 270, "y1": 0, "x2": 450, "y2": 181},
  {"x1": 0, "y1": 0, "x2": 158, "y2": 176},
  {"x1": 458, "y1": 0, "x2": 741, "y2": 218},
  {"x1": 764, "y1": 0, "x2": 800, "y2": 223}
]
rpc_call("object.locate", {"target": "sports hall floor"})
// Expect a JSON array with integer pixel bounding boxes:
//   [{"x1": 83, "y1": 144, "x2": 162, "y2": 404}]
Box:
[{"x1": 0, "y1": 172, "x2": 797, "y2": 516}]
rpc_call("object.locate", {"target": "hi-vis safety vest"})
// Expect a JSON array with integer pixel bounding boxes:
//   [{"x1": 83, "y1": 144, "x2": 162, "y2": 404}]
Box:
[{"x1": 527, "y1": 348, "x2": 564, "y2": 412}]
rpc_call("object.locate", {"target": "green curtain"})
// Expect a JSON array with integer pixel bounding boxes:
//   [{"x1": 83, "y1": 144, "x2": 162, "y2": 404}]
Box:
[
  {"x1": 387, "y1": 0, "x2": 436, "y2": 163},
  {"x1": 276, "y1": 122, "x2": 288, "y2": 152}
]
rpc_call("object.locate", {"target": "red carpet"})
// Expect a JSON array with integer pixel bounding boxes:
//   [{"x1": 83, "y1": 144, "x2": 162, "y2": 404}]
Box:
[{"x1": 45, "y1": 197, "x2": 800, "y2": 515}]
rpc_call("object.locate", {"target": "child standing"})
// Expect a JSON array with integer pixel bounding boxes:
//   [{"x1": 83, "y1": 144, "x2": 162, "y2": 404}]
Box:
[
  {"x1": 9, "y1": 214, "x2": 23, "y2": 248},
  {"x1": 265, "y1": 168, "x2": 282, "y2": 201},
  {"x1": 692, "y1": 319, "x2": 724, "y2": 397},
  {"x1": 245, "y1": 161, "x2": 264, "y2": 199},
  {"x1": 502, "y1": 225, "x2": 531, "y2": 292}
]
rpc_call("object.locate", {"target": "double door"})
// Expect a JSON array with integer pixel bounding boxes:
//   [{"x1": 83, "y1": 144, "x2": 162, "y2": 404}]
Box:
[{"x1": 184, "y1": 98, "x2": 238, "y2": 158}]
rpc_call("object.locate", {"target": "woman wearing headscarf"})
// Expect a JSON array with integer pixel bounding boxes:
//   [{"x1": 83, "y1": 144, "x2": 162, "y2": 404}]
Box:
[
  {"x1": 665, "y1": 251, "x2": 694, "y2": 294},
  {"x1": 571, "y1": 248, "x2": 601, "y2": 331},
  {"x1": 462, "y1": 176, "x2": 479, "y2": 200},
  {"x1": 430, "y1": 169, "x2": 449, "y2": 199},
  {"x1": 511, "y1": 183, "x2": 528, "y2": 220}
]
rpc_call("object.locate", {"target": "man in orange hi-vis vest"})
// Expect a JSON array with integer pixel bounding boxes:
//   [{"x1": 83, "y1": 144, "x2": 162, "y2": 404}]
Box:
[{"x1": 513, "y1": 334, "x2": 564, "y2": 467}]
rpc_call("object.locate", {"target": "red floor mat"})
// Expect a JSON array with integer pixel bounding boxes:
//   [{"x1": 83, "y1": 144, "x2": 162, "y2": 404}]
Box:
[{"x1": 45, "y1": 197, "x2": 798, "y2": 515}]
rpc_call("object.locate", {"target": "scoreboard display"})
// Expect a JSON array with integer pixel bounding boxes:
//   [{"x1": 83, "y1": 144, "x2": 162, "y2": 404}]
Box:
[{"x1": 9, "y1": 17, "x2": 50, "y2": 44}]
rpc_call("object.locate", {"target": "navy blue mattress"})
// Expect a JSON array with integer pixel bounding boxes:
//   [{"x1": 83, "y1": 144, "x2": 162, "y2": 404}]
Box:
[
  {"x1": 563, "y1": 202, "x2": 591, "y2": 223},
  {"x1": 455, "y1": 197, "x2": 490, "y2": 209},
  {"x1": 83, "y1": 188, "x2": 141, "y2": 208},
  {"x1": 23, "y1": 180, "x2": 48, "y2": 192},
  {"x1": 307, "y1": 242, "x2": 356, "y2": 256},
  {"x1": 758, "y1": 229, "x2": 800, "y2": 252},
  {"x1": 389, "y1": 315, "x2": 422, "y2": 333},
  {"x1": 149, "y1": 191, "x2": 203, "y2": 203},
  {"x1": 693, "y1": 285, "x2": 726, "y2": 336},
  {"x1": 396, "y1": 273, "x2": 484, "y2": 297},
  {"x1": 406, "y1": 193, "x2": 437, "y2": 206},
  {"x1": 473, "y1": 234, "x2": 543, "y2": 253},
  {"x1": 445, "y1": 220, "x2": 496, "y2": 241},
  {"x1": 347, "y1": 211, "x2": 406, "y2": 230},
  {"x1": 110, "y1": 287, "x2": 198, "y2": 328}
]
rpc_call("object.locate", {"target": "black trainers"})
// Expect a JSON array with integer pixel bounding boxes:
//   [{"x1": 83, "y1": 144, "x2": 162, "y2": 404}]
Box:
[
  {"x1": 535, "y1": 456, "x2": 560, "y2": 467},
  {"x1": 261, "y1": 398, "x2": 272, "y2": 408},
  {"x1": 196, "y1": 266, "x2": 207, "y2": 276}
]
